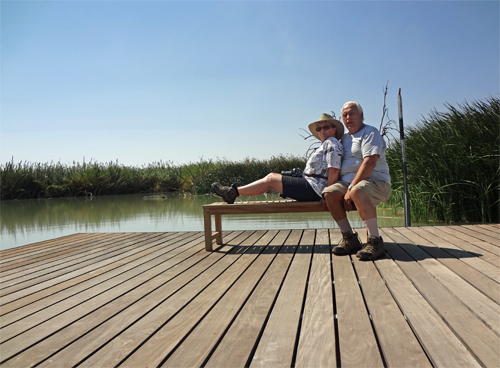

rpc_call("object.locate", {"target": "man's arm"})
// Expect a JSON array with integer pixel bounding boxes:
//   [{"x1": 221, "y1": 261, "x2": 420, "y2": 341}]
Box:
[{"x1": 344, "y1": 154, "x2": 379, "y2": 210}]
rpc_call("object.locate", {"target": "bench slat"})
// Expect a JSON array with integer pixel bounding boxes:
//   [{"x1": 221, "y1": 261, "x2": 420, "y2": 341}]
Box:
[{"x1": 204, "y1": 201, "x2": 325, "y2": 215}]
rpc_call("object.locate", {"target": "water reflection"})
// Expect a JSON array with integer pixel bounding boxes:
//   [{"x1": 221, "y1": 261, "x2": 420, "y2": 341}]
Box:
[{"x1": 1, "y1": 193, "x2": 408, "y2": 250}]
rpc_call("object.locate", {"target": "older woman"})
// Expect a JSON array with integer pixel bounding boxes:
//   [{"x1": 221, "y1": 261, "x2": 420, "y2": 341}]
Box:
[{"x1": 212, "y1": 113, "x2": 344, "y2": 204}]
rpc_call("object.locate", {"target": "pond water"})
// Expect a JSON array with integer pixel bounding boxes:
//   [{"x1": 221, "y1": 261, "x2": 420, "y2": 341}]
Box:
[{"x1": 1, "y1": 192, "x2": 419, "y2": 251}]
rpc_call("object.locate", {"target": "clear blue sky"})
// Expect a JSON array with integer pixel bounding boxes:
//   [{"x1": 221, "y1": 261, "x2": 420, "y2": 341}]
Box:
[{"x1": 1, "y1": 1, "x2": 498, "y2": 167}]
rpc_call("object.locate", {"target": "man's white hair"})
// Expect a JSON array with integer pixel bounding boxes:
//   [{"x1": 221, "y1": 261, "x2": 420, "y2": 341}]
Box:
[{"x1": 341, "y1": 101, "x2": 364, "y2": 121}]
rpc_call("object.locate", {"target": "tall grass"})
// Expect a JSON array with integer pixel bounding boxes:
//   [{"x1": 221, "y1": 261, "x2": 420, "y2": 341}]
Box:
[
  {"x1": 386, "y1": 95, "x2": 499, "y2": 223},
  {"x1": 0, "y1": 155, "x2": 307, "y2": 200},
  {"x1": 0, "y1": 159, "x2": 183, "y2": 199}
]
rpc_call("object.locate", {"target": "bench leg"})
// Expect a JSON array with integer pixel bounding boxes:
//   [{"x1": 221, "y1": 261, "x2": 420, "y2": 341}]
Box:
[
  {"x1": 203, "y1": 208, "x2": 213, "y2": 251},
  {"x1": 215, "y1": 214, "x2": 222, "y2": 245}
]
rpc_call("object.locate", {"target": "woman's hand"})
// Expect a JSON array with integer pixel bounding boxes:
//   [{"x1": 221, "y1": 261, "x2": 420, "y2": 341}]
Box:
[{"x1": 320, "y1": 198, "x2": 329, "y2": 211}]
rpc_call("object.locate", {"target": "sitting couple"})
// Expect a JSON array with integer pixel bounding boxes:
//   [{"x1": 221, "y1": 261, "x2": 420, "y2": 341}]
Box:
[{"x1": 212, "y1": 101, "x2": 392, "y2": 261}]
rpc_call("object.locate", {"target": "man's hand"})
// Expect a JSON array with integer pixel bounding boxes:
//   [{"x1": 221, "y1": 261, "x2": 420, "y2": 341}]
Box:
[
  {"x1": 343, "y1": 154, "x2": 379, "y2": 212},
  {"x1": 343, "y1": 190, "x2": 355, "y2": 212}
]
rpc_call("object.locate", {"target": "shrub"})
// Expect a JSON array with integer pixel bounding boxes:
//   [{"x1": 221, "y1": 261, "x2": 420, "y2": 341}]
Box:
[{"x1": 386, "y1": 95, "x2": 499, "y2": 223}]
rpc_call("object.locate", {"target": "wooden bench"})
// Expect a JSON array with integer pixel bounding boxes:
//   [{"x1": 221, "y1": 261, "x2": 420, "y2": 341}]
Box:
[{"x1": 203, "y1": 200, "x2": 327, "y2": 251}]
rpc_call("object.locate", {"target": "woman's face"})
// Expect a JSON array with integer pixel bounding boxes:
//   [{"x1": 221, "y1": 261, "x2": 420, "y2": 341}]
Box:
[{"x1": 316, "y1": 122, "x2": 336, "y2": 142}]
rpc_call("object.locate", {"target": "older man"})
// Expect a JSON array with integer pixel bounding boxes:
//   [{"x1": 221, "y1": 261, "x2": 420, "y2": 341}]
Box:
[{"x1": 323, "y1": 101, "x2": 392, "y2": 260}]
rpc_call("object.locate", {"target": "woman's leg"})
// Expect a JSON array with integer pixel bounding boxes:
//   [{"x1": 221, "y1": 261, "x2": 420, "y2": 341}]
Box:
[
  {"x1": 212, "y1": 173, "x2": 283, "y2": 204},
  {"x1": 237, "y1": 173, "x2": 283, "y2": 196}
]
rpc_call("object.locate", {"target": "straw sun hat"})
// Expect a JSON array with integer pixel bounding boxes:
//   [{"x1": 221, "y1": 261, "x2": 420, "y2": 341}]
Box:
[{"x1": 308, "y1": 113, "x2": 344, "y2": 141}]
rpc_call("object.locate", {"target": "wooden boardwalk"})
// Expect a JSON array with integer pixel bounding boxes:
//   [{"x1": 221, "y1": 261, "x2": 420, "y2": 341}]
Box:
[{"x1": 0, "y1": 224, "x2": 499, "y2": 368}]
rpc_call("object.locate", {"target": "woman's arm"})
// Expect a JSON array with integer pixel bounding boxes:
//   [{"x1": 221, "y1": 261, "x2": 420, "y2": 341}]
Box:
[{"x1": 327, "y1": 167, "x2": 340, "y2": 187}]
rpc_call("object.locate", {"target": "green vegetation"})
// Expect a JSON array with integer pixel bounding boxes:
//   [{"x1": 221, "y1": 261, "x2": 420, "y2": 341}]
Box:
[
  {"x1": 0, "y1": 160, "x2": 182, "y2": 199},
  {"x1": 0, "y1": 155, "x2": 307, "y2": 200},
  {"x1": 1, "y1": 96, "x2": 498, "y2": 224},
  {"x1": 386, "y1": 95, "x2": 499, "y2": 223}
]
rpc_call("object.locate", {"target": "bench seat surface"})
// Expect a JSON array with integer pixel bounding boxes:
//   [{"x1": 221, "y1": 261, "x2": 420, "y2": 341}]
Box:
[{"x1": 203, "y1": 200, "x2": 326, "y2": 215}]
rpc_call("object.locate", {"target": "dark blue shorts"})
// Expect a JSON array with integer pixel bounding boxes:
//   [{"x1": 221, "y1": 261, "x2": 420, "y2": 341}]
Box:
[{"x1": 281, "y1": 175, "x2": 322, "y2": 202}]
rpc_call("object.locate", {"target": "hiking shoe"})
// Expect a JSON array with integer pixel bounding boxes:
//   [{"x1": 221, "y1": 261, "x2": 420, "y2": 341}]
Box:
[
  {"x1": 212, "y1": 183, "x2": 239, "y2": 204},
  {"x1": 356, "y1": 236, "x2": 386, "y2": 261},
  {"x1": 332, "y1": 231, "x2": 362, "y2": 255}
]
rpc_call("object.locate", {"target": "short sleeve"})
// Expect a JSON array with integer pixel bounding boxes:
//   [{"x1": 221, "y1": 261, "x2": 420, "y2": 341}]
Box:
[
  {"x1": 323, "y1": 138, "x2": 343, "y2": 169},
  {"x1": 361, "y1": 129, "x2": 386, "y2": 158}
]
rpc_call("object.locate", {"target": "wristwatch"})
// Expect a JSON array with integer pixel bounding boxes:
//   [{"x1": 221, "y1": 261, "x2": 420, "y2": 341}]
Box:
[{"x1": 348, "y1": 185, "x2": 353, "y2": 190}]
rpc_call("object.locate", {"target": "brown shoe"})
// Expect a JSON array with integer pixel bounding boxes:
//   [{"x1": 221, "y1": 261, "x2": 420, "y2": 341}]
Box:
[
  {"x1": 357, "y1": 236, "x2": 386, "y2": 261},
  {"x1": 212, "y1": 183, "x2": 239, "y2": 204},
  {"x1": 332, "y1": 231, "x2": 362, "y2": 255}
]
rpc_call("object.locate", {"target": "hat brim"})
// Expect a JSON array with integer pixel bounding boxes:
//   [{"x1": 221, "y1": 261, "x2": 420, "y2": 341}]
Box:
[{"x1": 308, "y1": 119, "x2": 344, "y2": 141}]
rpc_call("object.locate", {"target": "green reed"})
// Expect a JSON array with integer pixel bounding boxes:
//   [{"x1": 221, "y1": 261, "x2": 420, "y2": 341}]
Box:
[
  {"x1": 386, "y1": 95, "x2": 499, "y2": 223},
  {"x1": 0, "y1": 159, "x2": 183, "y2": 199},
  {"x1": 0, "y1": 155, "x2": 307, "y2": 200}
]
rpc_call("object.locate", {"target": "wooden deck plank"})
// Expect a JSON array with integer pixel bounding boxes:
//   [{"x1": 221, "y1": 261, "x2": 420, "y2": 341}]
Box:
[
  {"x1": 71, "y1": 231, "x2": 251, "y2": 367},
  {"x1": 330, "y1": 230, "x2": 384, "y2": 368},
  {"x1": 250, "y1": 230, "x2": 312, "y2": 368},
  {"x1": 463, "y1": 224, "x2": 500, "y2": 240},
  {"x1": 0, "y1": 235, "x2": 193, "y2": 316},
  {"x1": 204, "y1": 231, "x2": 294, "y2": 368},
  {"x1": 381, "y1": 228, "x2": 500, "y2": 368},
  {"x1": 0, "y1": 233, "x2": 137, "y2": 271},
  {"x1": 438, "y1": 225, "x2": 500, "y2": 257},
  {"x1": 0, "y1": 233, "x2": 154, "y2": 299},
  {"x1": 409, "y1": 227, "x2": 500, "y2": 305},
  {"x1": 0, "y1": 233, "x2": 191, "y2": 313},
  {"x1": 351, "y1": 239, "x2": 432, "y2": 367},
  {"x1": 163, "y1": 230, "x2": 282, "y2": 368},
  {"x1": 0, "y1": 233, "x2": 126, "y2": 274},
  {"x1": 0, "y1": 233, "x2": 100, "y2": 264},
  {"x1": 397, "y1": 227, "x2": 500, "y2": 333},
  {"x1": 295, "y1": 229, "x2": 337, "y2": 368},
  {"x1": 0, "y1": 232, "x2": 209, "y2": 361},
  {"x1": 0, "y1": 234, "x2": 181, "y2": 295},
  {"x1": 0, "y1": 232, "x2": 202, "y2": 326},
  {"x1": 474, "y1": 224, "x2": 500, "y2": 238},
  {"x1": 0, "y1": 234, "x2": 86, "y2": 258},
  {"x1": 0, "y1": 233, "x2": 177, "y2": 295},
  {"x1": 456, "y1": 225, "x2": 500, "y2": 245},
  {"x1": 375, "y1": 233, "x2": 482, "y2": 368},
  {"x1": 0, "y1": 237, "x2": 115, "y2": 286},
  {"x1": 483, "y1": 223, "x2": 500, "y2": 228},
  {"x1": 421, "y1": 226, "x2": 500, "y2": 275},
  {"x1": 27, "y1": 231, "x2": 245, "y2": 368},
  {"x1": 2, "y1": 233, "x2": 211, "y2": 368},
  {"x1": 114, "y1": 231, "x2": 269, "y2": 368},
  {"x1": 0, "y1": 224, "x2": 497, "y2": 368}
]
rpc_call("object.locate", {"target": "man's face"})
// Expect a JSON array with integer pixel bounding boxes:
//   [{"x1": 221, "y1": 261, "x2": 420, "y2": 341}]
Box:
[{"x1": 341, "y1": 103, "x2": 364, "y2": 134}]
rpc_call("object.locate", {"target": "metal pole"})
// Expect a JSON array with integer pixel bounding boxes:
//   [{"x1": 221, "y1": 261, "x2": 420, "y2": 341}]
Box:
[{"x1": 398, "y1": 88, "x2": 411, "y2": 226}]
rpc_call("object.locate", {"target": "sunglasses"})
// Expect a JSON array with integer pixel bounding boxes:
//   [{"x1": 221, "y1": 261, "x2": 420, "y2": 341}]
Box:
[{"x1": 316, "y1": 124, "x2": 333, "y2": 132}]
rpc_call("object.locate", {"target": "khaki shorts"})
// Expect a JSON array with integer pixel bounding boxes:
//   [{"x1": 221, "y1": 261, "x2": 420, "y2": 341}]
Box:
[{"x1": 322, "y1": 179, "x2": 392, "y2": 207}]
